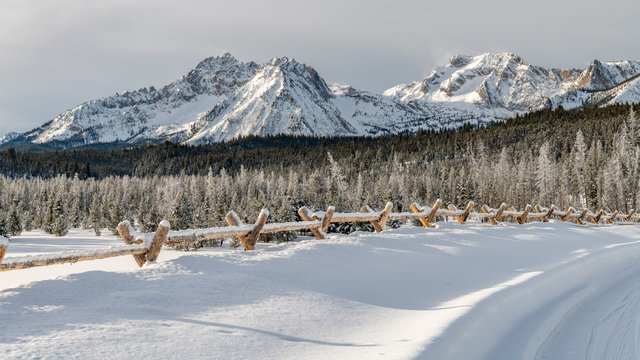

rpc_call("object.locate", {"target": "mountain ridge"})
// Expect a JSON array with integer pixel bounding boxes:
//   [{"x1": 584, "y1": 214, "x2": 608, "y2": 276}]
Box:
[{"x1": 4, "y1": 52, "x2": 640, "y2": 149}]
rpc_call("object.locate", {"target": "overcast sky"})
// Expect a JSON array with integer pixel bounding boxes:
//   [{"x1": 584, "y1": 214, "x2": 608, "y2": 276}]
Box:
[{"x1": 1, "y1": 0, "x2": 639, "y2": 135}]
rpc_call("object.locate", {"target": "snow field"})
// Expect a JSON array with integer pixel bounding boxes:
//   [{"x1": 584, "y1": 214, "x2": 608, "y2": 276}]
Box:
[{"x1": 1, "y1": 223, "x2": 639, "y2": 359}]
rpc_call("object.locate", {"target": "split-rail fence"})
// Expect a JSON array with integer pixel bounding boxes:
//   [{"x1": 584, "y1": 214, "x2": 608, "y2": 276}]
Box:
[{"x1": 1, "y1": 200, "x2": 639, "y2": 272}]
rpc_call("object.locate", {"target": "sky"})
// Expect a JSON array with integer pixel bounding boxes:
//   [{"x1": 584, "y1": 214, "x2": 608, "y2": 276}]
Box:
[{"x1": 1, "y1": 0, "x2": 639, "y2": 135}]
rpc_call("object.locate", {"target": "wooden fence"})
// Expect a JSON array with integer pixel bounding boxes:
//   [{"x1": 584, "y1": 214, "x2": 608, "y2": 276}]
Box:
[{"x1": 1, "y1": 200, "x2": 639, "y2": 272}]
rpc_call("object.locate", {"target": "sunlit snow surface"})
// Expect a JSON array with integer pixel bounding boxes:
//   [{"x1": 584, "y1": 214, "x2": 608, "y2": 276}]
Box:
[{"x1": 1, "y1": 223, "x2": 640, "y2": 359}]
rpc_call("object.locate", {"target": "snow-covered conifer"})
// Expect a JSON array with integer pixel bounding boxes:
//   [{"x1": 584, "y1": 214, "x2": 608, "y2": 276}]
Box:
[
  {"x1": 8, "y1": 200, "x2": 22, "y2": 236},
  {"x1": 89, "y1": 194, "x2": 103, "y2": 236},
  {"x1": 51, "y1": 196, "x2": 69, "y2": 236},
  {"x1": 169, "y1": 190, "x2": 194, "y2": 231},
  {"x1": 536, "y1": 142, "x2": 555, "y2": 205}
]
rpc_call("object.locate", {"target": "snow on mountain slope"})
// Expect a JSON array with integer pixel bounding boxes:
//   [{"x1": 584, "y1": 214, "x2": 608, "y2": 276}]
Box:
[
  {"x1": 329, "y1": 84, "x2": 439, "y2": 134},
  {"x1": 2, "y1": 223, "x2": 640, "y2": 359},
  {"x1": 22, "y1": 53, "x2": 259, "y2": 145},
  {"x1": 384, "y1": 53, "x2": 582, "y2": 110},
  {"x1": 7, "y1": 52, "x2": 640, "y2": 149},
  {"x1": 386, "y1": 53, "x2": 640, "y2": 121},
  {"x1": 185, "y1": 57, "x2": 358, "y2": 144},
  {"x1": 0, "y1": 131, "x2": 19, "y2": 145}
]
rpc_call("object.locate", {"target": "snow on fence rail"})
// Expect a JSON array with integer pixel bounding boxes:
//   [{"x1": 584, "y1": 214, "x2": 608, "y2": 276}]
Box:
[{"x1": 1, "y1": 200, "x2": 639, "y2": 272}]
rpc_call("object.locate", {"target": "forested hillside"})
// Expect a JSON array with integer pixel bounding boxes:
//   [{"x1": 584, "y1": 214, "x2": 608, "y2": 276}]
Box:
[{"x1": 0, "y1": 103, "x2": 638, "y2": 243}]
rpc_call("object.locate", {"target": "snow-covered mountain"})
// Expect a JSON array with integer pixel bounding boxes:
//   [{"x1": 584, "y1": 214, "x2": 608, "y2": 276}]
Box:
[
  {"x1": 0, "y1": 131, "x2": 20, "y2": 145},
  {"x1": 6, "y1": 52, "x2": 640, "y2": 149},
  {"x1": 385, "y1": 53, "x2": 640, "y2": 117}
]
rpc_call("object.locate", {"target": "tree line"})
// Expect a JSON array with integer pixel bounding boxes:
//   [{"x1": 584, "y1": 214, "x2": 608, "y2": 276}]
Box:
[{"x1": 0, "y1": 103, "x2": 638, "y2": 246}]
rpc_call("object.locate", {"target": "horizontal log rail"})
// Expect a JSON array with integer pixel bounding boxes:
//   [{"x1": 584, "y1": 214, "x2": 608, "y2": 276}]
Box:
[
  {"x1": 0, "y1": 221, "x2": 171, "y2": 272},
  {"x1": 1, "y1": 199, "x2": 638, "y2": 272}
]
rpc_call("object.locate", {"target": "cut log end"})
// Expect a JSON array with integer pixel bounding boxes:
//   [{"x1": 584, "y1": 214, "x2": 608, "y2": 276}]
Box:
[
  {"x1": 117, "y1": 221, "x2": 135, "y2": 245},
  {"x1": 298, "y1": 206, "x2": 325, "y2": 240}
]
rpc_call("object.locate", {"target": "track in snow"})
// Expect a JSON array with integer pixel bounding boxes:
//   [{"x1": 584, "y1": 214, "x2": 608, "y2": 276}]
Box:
[{"x1": 534, "y1": 265, "x2": 640, "y2": 360}]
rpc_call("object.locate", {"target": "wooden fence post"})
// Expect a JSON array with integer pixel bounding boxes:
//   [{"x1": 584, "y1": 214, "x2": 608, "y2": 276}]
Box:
[
  {"x1": 544, "y1": 205, "x2": 556, "y2": 221},
  {"x1": 117, "y1": 220, "x2": 146, "y2": 267},
  {"x1": 561, "y1": 207, "x2": 574, "y2": 222},
  {"x1": 516, "y1": 204, "x2": 531, "y2": 225},
  {"x1": 146, "y1": 221, "x2": 171, "y2": 262},
  {"x1": 447, "y1": 204, "x2": 460, "y2": 224},
  {"x1": 593, "y1": 210, "x2": 604, "y2": 224},
  {"x1": 362, "y1": 205, "x2": 383, "y2": 232},
  {"x1": 0, "y1": 236, "x2": 7, "y2": 264},
  {"x1": 495, "y1": 203, "x2": 507, "y2": 222},
  {"x1": 298, "y1": 206, "x2": 325, "y2": 240},
  {"x1": 462, "y1": 201, "x2": 474, "y2": 223},
  {"x1": 607, "y1": 211, "x2": 618, "y2": 224},
  {"x1": 117, "y1": 221, "x2": 135, "y2": 245},
  {"x1": 322, "y1": 206, "x2": 335, "y2": 233},
  {"x1": 244, "y1": 209, "x2": 269, "y2": 250},
  {"x1": 425, "y1": 199, "x2": 442, "y2": 227},
  {"x1": 576, "y1": 209, "x2": 588, "y2": 225},
  {"x1": 117, "y1": 221, "x2": 142, "y2": 245},
  {"x1": 226, "y1": 211, "x2": 248, "y2": 249},
  {"x1": 448, "y1": 201, "x2": 473, "y2": 225},
  {"x1": 625, "y1": 210, "x2": 635, "y2": 222},
  {"x1": 379, "y1": 202, "x2": 393, "y2": 229},
  {"x1": 535, "y1": 204, "x2": 549, "y2": 222},
  {"x1": 410, "y1": 202, "x2": 430, "y2": 228},
  {"x1": 481, "y1": 205, "x2": 497, "y2": 225}
]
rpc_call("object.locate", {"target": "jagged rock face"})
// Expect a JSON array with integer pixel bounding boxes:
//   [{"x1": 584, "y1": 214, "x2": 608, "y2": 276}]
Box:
[
  {"x1": 385, "y1": 53, "x2": 583, "y2": 111},
  {"x1": 385, "y1": 52, "x2": 640, "y2": 119},
  {"x1": 574, "y1": 60, "x2": 640, "y2": 91},
  {"x1": 7, "y1": 52, "x2": 640, "y2": 149},
  {"x1": 185, "y1": 57, "x2": 359, "y2": 144},
  {"x1": 0, "y1": 131, "x2": 19, "y2": 145},
  {"x1": 22, "y1": 53, "x2": 259, "y2": 145}
]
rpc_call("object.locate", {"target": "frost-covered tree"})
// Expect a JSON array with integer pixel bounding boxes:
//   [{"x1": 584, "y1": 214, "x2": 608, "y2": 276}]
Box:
[
  {"x1": 143, "y1": 201, "x2": 161, "y2": 233},
  {"x1": 88, "y1": 194, "x2": 103, "y2": 236},
  {"x1": 51, "y1": 196, "x2": 69, "y2": 236},
  {"x1": 42, "y1": 195, "x2": 55, "y2": 235},
  {"x1": 169, "y1": 190, "x2": 193, "y2": 231},
  {"x1": 536, "y1": 142, "x2": 555, "y2": 205},
  {"x1": 0, "y1": 199, "x2": 8, "y2": 239},
  {"x1": 8, "y1": 200, "x2": 22, "y2": 236},
  {"x1": 571, "y1": 129, "x2": 588, "y2": 207}
]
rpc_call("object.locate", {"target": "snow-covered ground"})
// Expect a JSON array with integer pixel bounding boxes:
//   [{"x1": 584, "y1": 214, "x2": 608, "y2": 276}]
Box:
[{"x1": 1, "y1": 222, "x2": 640, "y2": 359}]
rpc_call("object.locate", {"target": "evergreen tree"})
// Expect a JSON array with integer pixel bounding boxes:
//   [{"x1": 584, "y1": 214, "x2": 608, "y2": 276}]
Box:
[
  {"x1": 43, "y1": 196, "x2": 55, "y2": 234},
  {"x1": 169, "y1": 191, "x2": 194, "y2": 231},
  {"x1": 143, "y1": 201, "x2": 161, "y2": 233},
  {"x1": 89, "y1": 194, "x2": 103, "y2": 236},
  {"x1": 0, "y1": 198, "x2": 8, "y2": 239},
  {"x1": 51, "y1": 196, "x2": 69, "y2": 236},
  {"x1": 8, "y1": 200, "x2": 22, "y2": 236},
  {"x1": 107, "y1": 198, "x2": 123, "y2": 235},
  {"x1": 571, "y1": 129, "x2": 587, "y2": 206},
  {"x1": 536, "y1": 142, "x2": 555, "y2": 205}
]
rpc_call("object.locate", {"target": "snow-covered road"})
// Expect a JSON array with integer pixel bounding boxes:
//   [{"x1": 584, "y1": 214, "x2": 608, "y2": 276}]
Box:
[
  {"x1": 534, "y1": 265, "x2": 640, "y2": 360},
  {"x1": 1, "y1": 223, "x2": 639, "y2": 359}
]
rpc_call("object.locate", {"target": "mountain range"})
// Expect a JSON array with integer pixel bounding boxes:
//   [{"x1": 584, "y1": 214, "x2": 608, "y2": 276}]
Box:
[{"x1": 3, "y1": 52, "x2": 640, "y2": 149}]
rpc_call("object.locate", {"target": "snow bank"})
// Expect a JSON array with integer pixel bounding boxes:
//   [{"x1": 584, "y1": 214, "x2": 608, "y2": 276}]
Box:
[{"x1": 0, "y1": 236, "x2": 8, "y2": 248}]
